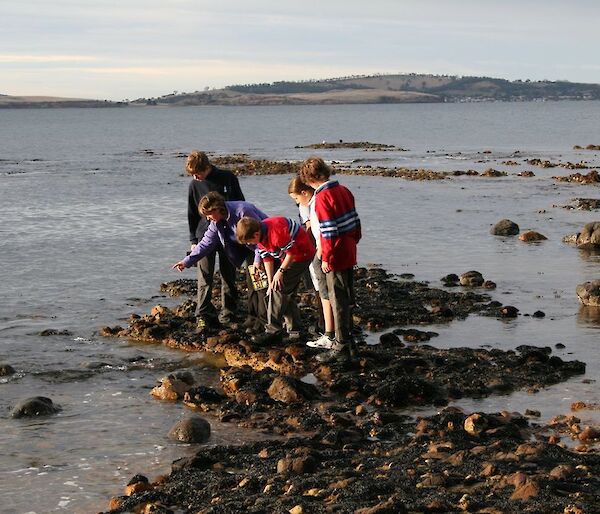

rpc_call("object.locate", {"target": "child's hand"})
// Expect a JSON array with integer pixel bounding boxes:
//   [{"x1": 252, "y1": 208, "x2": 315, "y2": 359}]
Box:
[
  {"x1": 321, "y1": 260, "x2": 331, "y2": 273},
  {"x1": 272, "y1": 269, "x2": 284, "y2": 291},
  {"x1": 172, "y1": 261, "x2": 186, "y2": 272}
]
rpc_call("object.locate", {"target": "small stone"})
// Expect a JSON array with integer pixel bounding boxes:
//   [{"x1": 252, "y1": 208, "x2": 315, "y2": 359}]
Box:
[
  {"x1": 464, "y1": 413, "x2": 487, "y2": 436},
  {"x1": 510, "y1": 479, "x2": 540, "y2": 501},
  {"x1": 499, "y1": 305, "x2": 519, "y2": 318},
  {"x1": 550, "y1": 464, "x2": 574, "y2": 479},
  {"x1": 532, "y1": 310, "x2": 545, "y2": 318}
]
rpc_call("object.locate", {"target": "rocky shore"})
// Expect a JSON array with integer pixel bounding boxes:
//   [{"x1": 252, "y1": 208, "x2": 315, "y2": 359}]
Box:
[
  {"x1": 180, "y1": 149, "x2": 600, "y2": 184},
  {"x1": 100, "y1": 266, "x2": 600, "y2": 514}
]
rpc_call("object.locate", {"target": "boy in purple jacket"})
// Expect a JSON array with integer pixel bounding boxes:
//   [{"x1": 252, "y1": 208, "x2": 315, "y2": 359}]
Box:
[{"x1": 173, "y1": 192, "x2": 268, "y2": 332}]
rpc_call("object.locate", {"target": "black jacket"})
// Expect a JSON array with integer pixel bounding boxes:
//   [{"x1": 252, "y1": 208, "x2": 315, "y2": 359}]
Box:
[{"x1": 188, "y1": 165, "x2": 244, "y2": 243}]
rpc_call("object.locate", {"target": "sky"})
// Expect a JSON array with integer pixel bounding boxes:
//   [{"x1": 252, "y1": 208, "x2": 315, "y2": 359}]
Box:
[{"x1": 1, "y1": 0, "x2": 599, "y2": 101}]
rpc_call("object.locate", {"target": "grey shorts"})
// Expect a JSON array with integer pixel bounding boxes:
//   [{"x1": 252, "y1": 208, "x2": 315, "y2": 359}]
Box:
[{"x1": 312, "y1": 255, "x2": 329, "y2": 300}]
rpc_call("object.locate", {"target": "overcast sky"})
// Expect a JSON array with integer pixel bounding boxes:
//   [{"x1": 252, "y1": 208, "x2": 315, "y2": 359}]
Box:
[{"x1": 2, "y1": 0, "x2": 599, "y2": 100}]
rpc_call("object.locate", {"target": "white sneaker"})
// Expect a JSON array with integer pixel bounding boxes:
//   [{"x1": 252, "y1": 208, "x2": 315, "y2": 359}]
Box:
[{"x1": 306, "y1": 334, "x2": 335, "y2": 349}]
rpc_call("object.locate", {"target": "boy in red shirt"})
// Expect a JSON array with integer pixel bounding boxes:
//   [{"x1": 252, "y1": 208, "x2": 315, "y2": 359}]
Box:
[
  {"x1": 299, "y1": 157, "x2": 361, "y2": 363},
  {"x1": 236, "y1": 216, "x2": 315, "y2": 345}
]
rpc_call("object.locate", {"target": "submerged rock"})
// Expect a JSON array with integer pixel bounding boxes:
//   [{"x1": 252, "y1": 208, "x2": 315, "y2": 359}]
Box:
[
  {"x1": 0, "y1": 363, "x2": 16, "y2": 376},
  {"x1": 11, "y1": 396, "x2": 61, "y2": 418},
  {"x1": 168, "y1": 417, "x2": 211, "y2": 443},
  {"x1": 491, "y1": 219, "x2": 519, "y2": 236},
  {"x1": 519, "y1": 231, "x2": 547, "y2": 242}
]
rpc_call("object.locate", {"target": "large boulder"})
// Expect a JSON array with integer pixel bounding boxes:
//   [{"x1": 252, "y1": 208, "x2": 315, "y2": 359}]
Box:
[
  {"x1": 566, "y1": 222, "x2": 600, "y2": 249},
  {"x1": 577, "y1": 281, "x2": 600, "y2": 306},
  {"x1": 11, "y1": 397, "x2": 61, "y2": 418},
  {"x1": 168, "y1": 417, "x2": 211, "y2": 443},
  {"x1": 491, "y1": 219, "x2": 519, "y2": 236}
]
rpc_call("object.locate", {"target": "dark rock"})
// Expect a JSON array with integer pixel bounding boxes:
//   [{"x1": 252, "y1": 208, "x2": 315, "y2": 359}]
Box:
[
  {"x1": 0, "y1": 363, "x2": 16, "y2": 376},
  {"x1": 491, "y1": 219, "x2": 519, "y2": 236},
  {"x1": 39, "y1": 328, "x2": 73, "y2": 336},
  {"x1": 168, "y1": 417, "x2": 211, "y2": 443},
  {"x1": 532, "y1": 310, "x2": 546, "y2": 318},
  {"x1": 11, "y1": 396, "x2": 61, "y2": 418},
  {"x1": 379, "y1": 332, "x2": 402, "y2": 345},
  {"x1": 500, "y1": 305, "x2": 519, "y2": 318},
  {"x1": 440, "y1": 273, "x2": 460, "y2": 286},
  {"x1": 460, "y1": 271, "x2": 484, "y2": 287}
]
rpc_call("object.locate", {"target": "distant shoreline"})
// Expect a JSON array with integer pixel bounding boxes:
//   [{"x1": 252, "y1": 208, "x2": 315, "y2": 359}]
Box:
[
  {"x1": 2, "y1": 97, "x2": 600, "y2": 109},
  {"x1": 4, "y1": 72, "x2": 600, "y2": 108}
]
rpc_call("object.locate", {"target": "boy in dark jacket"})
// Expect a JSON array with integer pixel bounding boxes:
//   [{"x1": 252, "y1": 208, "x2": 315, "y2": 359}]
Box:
[
  {"x1": 299, "y1": 157, "x2": 361, "y2": 363},
  {"x1": 185, "y1": 151, "x2": 244, "y2": 329}
]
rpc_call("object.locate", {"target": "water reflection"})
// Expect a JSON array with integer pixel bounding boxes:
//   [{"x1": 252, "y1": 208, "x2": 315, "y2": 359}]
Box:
[{"x1": 577, "y1": 305, "x2": 600, "y2": 327}]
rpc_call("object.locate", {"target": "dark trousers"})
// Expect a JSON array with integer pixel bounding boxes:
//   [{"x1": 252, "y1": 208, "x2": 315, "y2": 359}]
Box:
[
  {"x1": 196, "y1": 249, "x2": 238, "y2": 319},
  {"x1": 266, "y1": 260, "x2": 311, "y2": 333},
  {"x1": 325, "y1": 268, "x2": 355, "y2": 343},
  {"x1": 244, "y1": 258, "x2": 268, "y2": 326}
]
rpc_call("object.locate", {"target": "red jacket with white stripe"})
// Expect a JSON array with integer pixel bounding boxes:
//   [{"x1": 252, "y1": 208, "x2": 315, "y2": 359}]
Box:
[
  {"x1": 314, "y1": 180, "x2": 361, "y2": 271},
  {"x1": 256, "y1": 217, "x2": 315, "y2": 264}
]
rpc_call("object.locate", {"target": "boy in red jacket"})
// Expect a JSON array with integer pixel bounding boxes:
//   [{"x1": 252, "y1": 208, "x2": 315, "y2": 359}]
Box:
[
  {"x1": 236, "y1": 216, "x2": 315, "y2": 345},
  {"x1": 299, "y1": 157, "x2": 361, "y2": 363}
]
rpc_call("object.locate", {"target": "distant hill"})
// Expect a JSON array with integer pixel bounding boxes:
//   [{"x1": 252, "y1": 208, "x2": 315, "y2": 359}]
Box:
[
  {"x1": 133, "y1": 73, "x2": 600, "y2": 106},
  {"x1": 0, "y1": 95, "x2": 124, "y2": 109},
  {"x1": 4, "y1": 73, "x2": 600, "y2": 108}
]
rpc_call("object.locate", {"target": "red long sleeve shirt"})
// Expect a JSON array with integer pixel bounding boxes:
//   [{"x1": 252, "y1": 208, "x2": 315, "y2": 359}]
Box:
[{"x1": 256, "y1": 217, "x2": 315, "y2": 264}]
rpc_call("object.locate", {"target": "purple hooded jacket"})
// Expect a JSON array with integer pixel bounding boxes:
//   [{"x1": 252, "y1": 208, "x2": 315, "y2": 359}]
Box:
[{"x1": 182, "y1": 201, "x2": 268, "y2": 268}]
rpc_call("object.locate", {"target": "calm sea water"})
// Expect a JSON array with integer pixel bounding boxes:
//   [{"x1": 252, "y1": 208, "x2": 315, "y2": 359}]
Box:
[{"x1": 1, "y1": 102, "x2": 600, "y2": 513}]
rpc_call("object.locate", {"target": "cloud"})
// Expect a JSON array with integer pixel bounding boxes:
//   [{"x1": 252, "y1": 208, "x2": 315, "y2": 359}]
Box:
[{"x1": 0, "y1": 54, "x2": 98, "y2": 63}]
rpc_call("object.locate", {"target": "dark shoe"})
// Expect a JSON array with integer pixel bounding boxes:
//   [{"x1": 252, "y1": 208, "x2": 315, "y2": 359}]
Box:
[
  {"x1": 245, "y1": 319, "x2": 265, "y2": 335},
  {"x1": 251, "y1": 330, "x2": 284, "y2": 346},
  {"x1": 316, "y1": 342, "x2": 355, "y2": 364},
  {"x1": 242, "y1": 317, "x2": 257, "y2": 329}
]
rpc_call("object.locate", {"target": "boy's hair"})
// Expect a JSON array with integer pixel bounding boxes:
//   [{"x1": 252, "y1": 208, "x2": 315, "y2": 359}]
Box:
[
  {"x1": 199, "y1": 191, "x2": 227, "y2": 217},
  {"x1": 236, "y1": 217, "x2": 261, "y2": 243},
  {"x1": 186, "y1": 151, "x2": 211, "y2": 175},
  {"x1": 299, "y1": 156, "x2": 331, "y2": 184},
  {"x1": 288, "y1": 176, "x2": 315, "y2": 195}
]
